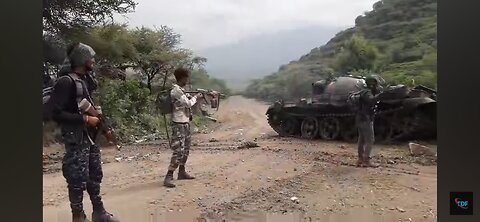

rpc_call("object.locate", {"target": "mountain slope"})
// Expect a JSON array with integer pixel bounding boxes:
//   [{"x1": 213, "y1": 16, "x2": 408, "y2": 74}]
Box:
[
  {"x1": 198, "y1": 26, "x2": 343, "y2": 90},
  {"x1": 244, "y1": 0, "x2": 437, "y2": 101}
]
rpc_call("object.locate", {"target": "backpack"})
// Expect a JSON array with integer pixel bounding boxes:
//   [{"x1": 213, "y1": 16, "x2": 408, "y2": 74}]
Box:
[
  {"x1": 43, "y1": 73, "x2": 88, "y2": 121},
  {"x1": 346, "y1": 89, "x2": 366, "y2": 112},
  {"x1": 156, "y1": 88, "x2": 174, "y2": 115}
]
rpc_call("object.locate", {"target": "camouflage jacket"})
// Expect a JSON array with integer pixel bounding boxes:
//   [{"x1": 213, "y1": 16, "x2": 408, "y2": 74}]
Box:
[{"x1": 170, "y1": 84, "x2": 198, "y2": 123}]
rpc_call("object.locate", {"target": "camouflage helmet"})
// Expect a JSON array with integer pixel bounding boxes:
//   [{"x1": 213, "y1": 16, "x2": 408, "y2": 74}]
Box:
[
  {"x1": 68, "y1": 43, "x2": 96, "y2": 68},
  {"x1": 365, "y1": 74, "x2": 385, "y2": 85}
]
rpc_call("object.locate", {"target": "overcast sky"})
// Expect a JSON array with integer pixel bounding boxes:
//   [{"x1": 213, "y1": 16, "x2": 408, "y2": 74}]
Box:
[{"x1": 114, "y1": 0, "x2": 378, "y2": 51}]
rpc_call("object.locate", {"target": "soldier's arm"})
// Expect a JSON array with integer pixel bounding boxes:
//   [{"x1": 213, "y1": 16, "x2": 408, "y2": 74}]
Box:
[
  {"x1": 362, "y1": 90, "x2": 380, "y2": 106},
  {"x1": 171, "y1": 88, "x2": 197, "y2": 108},
  {"x1": 51, "y1": 77, "x2": 85, "y2": 124}
]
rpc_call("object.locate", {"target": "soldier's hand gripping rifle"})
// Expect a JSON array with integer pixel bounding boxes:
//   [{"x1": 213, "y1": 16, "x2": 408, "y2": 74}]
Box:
[
  {"x1": 78, "y1": 98, "x2": 121, "y2": 149},
  {"x1": 185, "y1": 88, "x2": 226, "y2": 111}
]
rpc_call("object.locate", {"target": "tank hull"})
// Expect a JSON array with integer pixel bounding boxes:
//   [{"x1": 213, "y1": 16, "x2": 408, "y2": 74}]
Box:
[{"x1": 266, "y1": 77, "x2": 436, "y2": 143}]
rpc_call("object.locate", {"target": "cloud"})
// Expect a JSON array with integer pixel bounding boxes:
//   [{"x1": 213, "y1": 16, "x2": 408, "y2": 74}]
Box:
[{"x1": 114, "y1": 0, "x2": 378, "y2": 50}]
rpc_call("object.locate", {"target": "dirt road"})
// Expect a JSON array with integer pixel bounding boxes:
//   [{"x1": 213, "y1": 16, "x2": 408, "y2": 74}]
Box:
[{"x1": 43, "y1": 96, "x2": 437, "y2": 222}]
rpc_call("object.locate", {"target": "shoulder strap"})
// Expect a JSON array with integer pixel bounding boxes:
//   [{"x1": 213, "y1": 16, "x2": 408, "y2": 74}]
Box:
[{"x1": 67, "y1": 73, "x2": 95, "y2": 105}]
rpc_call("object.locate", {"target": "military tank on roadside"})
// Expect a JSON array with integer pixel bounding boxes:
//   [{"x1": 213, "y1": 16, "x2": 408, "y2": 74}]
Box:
[{"x1": 266, "y1": 76, "x2": 436, "y2": 143}]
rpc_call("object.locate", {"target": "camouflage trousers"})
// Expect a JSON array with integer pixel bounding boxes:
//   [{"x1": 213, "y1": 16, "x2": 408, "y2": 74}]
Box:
[
  {"x1": 61, "y1": 128, "x2": 104, "y2": 213},
  {"x1": 356, "y1": 115, "x2": 375, "y2": 159},
  {"x1": 168, "y1": 122, "x2": 192, "y2": 171}
]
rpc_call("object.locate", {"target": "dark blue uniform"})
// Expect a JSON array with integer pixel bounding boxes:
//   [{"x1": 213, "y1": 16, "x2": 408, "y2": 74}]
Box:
[
  {"x1": 50, "y1": 42, "x2": 119, "y2": 222},
  {"x1": 50, "y1": 73, "x2": 108, "y2": 220}
]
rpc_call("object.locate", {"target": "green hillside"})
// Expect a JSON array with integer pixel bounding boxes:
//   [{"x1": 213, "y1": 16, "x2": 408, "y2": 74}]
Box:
[{"x1": 244, "y1": 0, "x2": 437, "y2": 101}]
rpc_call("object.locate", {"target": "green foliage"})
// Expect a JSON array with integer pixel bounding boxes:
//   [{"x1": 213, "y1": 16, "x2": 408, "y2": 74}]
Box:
[
  {"x1": 131, "y1": 26, "x2": 184, "y2": 66},
  {"x1": 68, "y1": 24, "x2": 138, "y2": 66},
  {"x1": 244, "y1": 0, "x2": 437, "y2": 100},
  {"x1": 93, "y1": 74, "x2": 226, "y2": 142},
  {"x1": 42, "y1": 0, "x2": 231, "y2": 146},
  {"x1": 422, "y1": 51, "x2": 437, "y2": 73},
  {"x1": 130, "y1": 26, "x2": 192, "y2": 91},
  {"x1": 69, "y1": 24, "x2": 194, "y2": 91},
  {"x1": 243, "y1": 62, "x2": 334, "y2": 101},
  {"x1": 43, "y1": 0, "x2": 137, "y2": 35},
  {"x1": 96, "y1": 79, "x2": 165, "y2": 141},
  {"x1": 189, "y1": 69, "x2": 231, "y2": 95},
  {"x1": 381, "y1": 61, "x2": 434, "y2": 88},
  {"x1": 74, "y1": 26, "x2": 229, "y2": 142},
  {"x1": 334, "y1": 35, "x2": 379, "y2": 73},
  {"x1": 414, "y1": 70, "x2": 436, "y2": 88}
]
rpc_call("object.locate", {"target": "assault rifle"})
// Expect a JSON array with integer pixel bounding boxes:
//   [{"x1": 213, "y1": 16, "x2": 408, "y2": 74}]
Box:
[
  {"x1": 185, "y1": 88, "x2": 226, "y2": 110},
  {"x1": 184, "y1": 88, "x2": 227, "y2": 122},
  {"x1": 78, "y1": 99, "x2": 121, "y2": 150},
  {"x1": 186, "y1": 88, "x2": 226, "y2": 98}
]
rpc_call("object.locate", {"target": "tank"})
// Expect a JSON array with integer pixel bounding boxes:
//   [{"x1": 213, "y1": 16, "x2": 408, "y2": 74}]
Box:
[{"x1": 266, "y1": 76, "x2": 437, "y2": 143}]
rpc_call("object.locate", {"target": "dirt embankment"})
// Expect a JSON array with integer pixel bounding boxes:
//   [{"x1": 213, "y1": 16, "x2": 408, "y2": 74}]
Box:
[{"x1": 43, "y1": 96, "x2": 437, "y2": 222}]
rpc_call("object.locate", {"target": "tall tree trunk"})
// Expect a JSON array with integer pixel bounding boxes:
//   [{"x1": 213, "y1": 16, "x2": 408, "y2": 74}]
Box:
[
  {"x1": 147, "y1": 75, "x2": 153, "y2": 93},
  {"x1": 162, "y1": 71, "x2": 169, "y2": 89}
]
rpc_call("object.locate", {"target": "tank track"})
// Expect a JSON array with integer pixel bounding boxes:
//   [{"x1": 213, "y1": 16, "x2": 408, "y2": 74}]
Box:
[
  {"x1": 278, "y1": 106, "x2": 404, "y2": 118},
  {"x1": 267, "y1": 105, "x2": 432, "y2": 142},
  {"x1": 267, "y1": 114, "x2": 284, "y2": 136}
]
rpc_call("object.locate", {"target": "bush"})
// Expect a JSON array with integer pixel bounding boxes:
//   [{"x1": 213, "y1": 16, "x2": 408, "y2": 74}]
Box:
[{"x1": 96, "y1": 79, "x2": 166, "y2": 142}]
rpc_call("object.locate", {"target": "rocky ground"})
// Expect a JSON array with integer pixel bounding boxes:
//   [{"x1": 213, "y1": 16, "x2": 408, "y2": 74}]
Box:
[{"x1": 43, "y1": 96, "x2": 437, "y2": 222}]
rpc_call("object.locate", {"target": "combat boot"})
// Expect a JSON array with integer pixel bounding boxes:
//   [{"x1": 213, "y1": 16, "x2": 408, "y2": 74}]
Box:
[
  {"x1": 356, "y1": 157, "x2": 364, "y2": 167},
  {"x1": 163, "y1": 170, "x2": 176, "y2": 188},
  {"x1": 178, "y1": 166, "x2": 195, "y2": 180},
  {"x1": 92, "y1": 209, "x2": 120, "y2": 222},
  {"x1": 72, "y1": 210, "x2": 90, "y2": 222},
  {"x1": 363, "y1": 157, "x2": 380, "y2": 168}
]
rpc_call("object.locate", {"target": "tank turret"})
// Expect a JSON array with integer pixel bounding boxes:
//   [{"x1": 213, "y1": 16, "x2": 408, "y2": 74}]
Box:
[{"x1": 266, "y1": 76, "x2": 436, "y2": 143}]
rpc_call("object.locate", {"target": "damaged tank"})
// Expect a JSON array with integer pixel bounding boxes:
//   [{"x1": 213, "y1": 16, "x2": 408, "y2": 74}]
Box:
[{"x1": 266, "y1": 76, "x2": 436, "y2": 143}]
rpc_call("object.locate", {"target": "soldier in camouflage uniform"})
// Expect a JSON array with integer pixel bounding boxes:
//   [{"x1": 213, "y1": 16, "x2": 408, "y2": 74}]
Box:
[
  {"x1": 50, "y1": 43, "x2": 120, "y2": 222},
  {"x1": 163, "y1": 68, "x2": 203, "y2": 188},
  {"x1": 356, "y1": 75, "x2": 382, "y2": 168}
]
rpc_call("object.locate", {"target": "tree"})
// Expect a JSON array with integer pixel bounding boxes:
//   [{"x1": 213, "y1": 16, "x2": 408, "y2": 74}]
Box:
[
  {"x1": 191, "y1": 56, "x2": 208, "y2": 70},
  {"x1": 130, "y1": 26, "x2": 188, "y2": 92},
  {"x1": 334, "y1": 34, "x2": 379, "y2": 73},
  {"x1": 68, "y1": 24, "x2": 138, "y2": 67},
  {"x1": 42, "y1": 0, "x2": 137, "y2": 80},
  {"x1": 43, "y1": 0, "x2": 137, "y2": 35}
]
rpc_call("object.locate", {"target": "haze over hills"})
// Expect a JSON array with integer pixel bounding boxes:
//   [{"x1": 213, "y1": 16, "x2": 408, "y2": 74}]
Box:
[
  {"x1": 243, "y1": 0, "x2": 437, "y2": 102},
  {"x1": 197, "y1": 25, "x2": 344, "y2": 90}
]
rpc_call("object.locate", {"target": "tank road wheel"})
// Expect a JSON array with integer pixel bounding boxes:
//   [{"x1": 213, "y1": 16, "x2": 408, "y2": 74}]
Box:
[
  {"x1": 318, "y1": 117, "x2": 341, "y2": 140},
  {"x1": 410, "y1": 108, "x2": 437, "y2": 139},
  {"x1": 341, "y1": 127, "x2": 358, "y2": 143},
  {"x1": 389, "y1": 115, "x2": 415, "y2": 141},
  {"x1": 267, "y1": 113, "x2": 299, "y2": 137},
  {"x1": 301, "y1": 117, "x2": 319, "y2": 139},
  {"x1": 340, "y1": 117, "x2": 358, "y2": 143},
  {"x1": 374, "y1": 116, "x2": 392, "y2": 143},
  {"x1": 280, "y1": 118, "x2": 300, "y2": 136}
]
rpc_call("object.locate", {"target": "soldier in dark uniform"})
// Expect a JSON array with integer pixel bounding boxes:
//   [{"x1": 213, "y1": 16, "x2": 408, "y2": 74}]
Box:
[
  {"x1": 49, "y1": 43, "x2": 120, "y2": 222},
  {"x1": 356, "y1": 75, "x2": 382, "y2": 168}
]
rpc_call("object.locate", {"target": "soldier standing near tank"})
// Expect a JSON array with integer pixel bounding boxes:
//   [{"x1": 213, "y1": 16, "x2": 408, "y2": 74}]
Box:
[
  {"x1": 49, "y1": 43, "x2": 120, "y2": 222},
  {"x1": 356, "y1": 75, "x2": 382, "y2": 168},
  {"x1": 163, "y1": 68, "x2": 203, "y2": 188}
]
